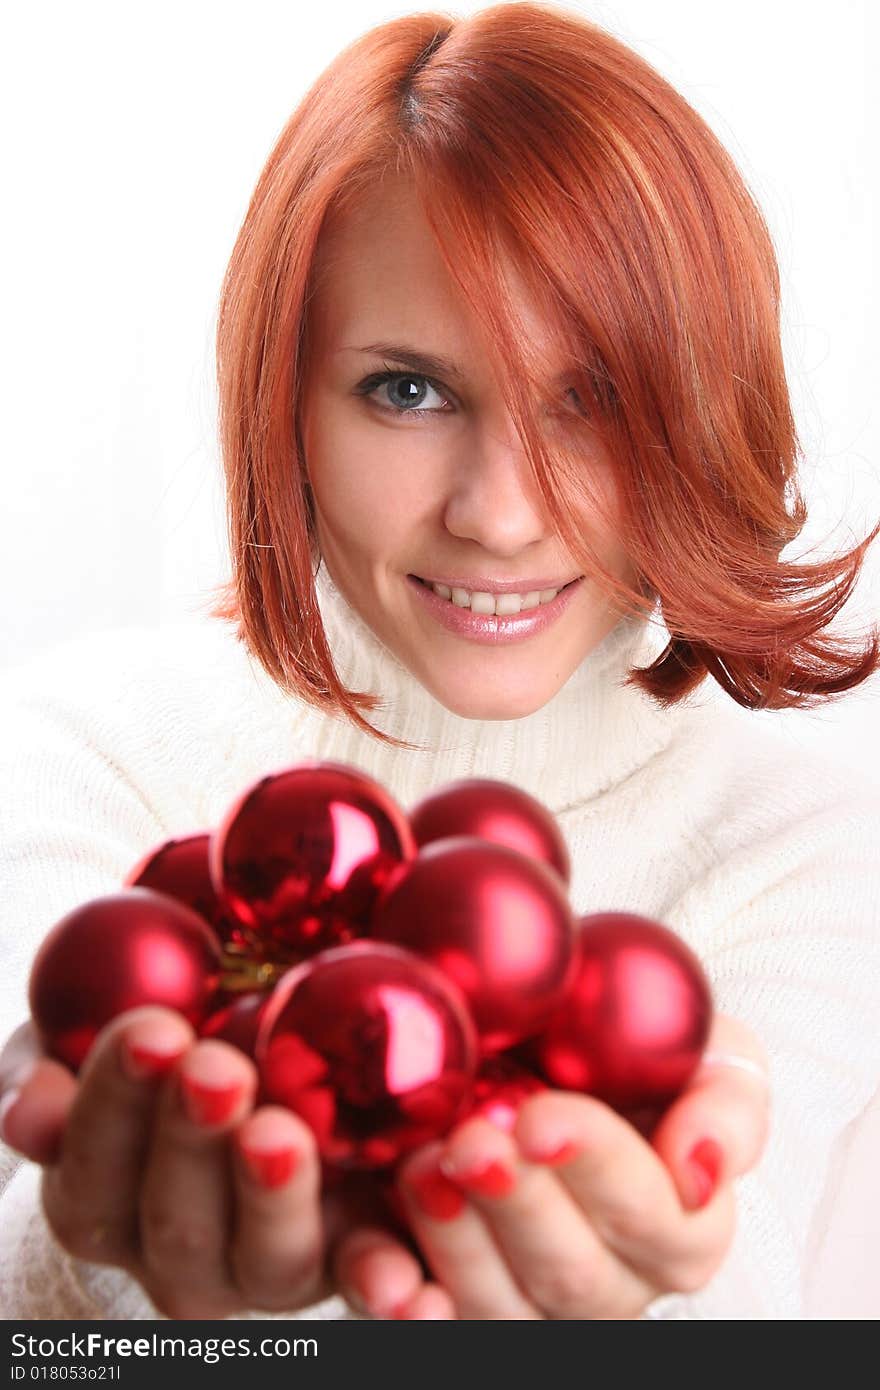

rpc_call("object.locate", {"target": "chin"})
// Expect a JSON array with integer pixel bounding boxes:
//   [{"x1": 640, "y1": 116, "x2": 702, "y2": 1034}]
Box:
[{"x1": 428, "y1": 675, "x2": 557, "y2": 722}]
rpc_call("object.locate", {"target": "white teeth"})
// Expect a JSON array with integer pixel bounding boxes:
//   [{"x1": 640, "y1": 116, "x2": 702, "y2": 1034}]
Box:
[
  {"x1": 429, "y1": 581, "x2": 563, "y2": 614},
  {"x1": 470, "y1": 592, "x2": 499, "y2": 615},
  {"x1": 494, "y1": 593, "x2": 524, "y2": 616}
]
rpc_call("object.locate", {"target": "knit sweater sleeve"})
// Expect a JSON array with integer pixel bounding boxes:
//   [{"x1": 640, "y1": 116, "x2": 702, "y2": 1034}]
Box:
[
  {"x1": 0, "y1": 627, "x2": 359, "y2": 1321},
  {"x1": 642, "y1": 743, "x2": 880, "y2": 1320}
]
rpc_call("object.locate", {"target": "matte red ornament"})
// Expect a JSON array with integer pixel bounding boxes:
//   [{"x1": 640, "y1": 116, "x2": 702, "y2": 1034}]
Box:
[
  {"x1": 372, "y1": 837, "x2": 575, "y2": 1053},
  {"x1": 530, "y1": 911, "x2": 713, "y2": 1110},
  {"x1": 29, "y1": 888, "x2": 223, "y2": 1071},
  {"x1": 257, "y1": 941, "x2": 478, "y2": 1169},
  {"x1": 125, "y1": 832, "x2": 246, "y2": 950},
  {"x1": 465, "y1": 1055, "x2": 547, "y2": 1133},
  {"x1": 200, "y1": 990, "x2": 267, "y2": 1058},
  {"x1": 410, "y1": 778, "x2": 570, "y2": 885},
  {"x1": 211, "y1": 761, "x2": 416, "y2": 959}
]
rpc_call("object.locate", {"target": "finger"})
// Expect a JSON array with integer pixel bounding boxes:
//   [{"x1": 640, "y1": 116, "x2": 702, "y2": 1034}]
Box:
[
  {"x1": 0, "y1": 1020, "x2": 44, "y2": 1088},
  {"x1": 397, "y1": 1143, "x2": 541, "y2": 1319},
  {"x1": 441, "y1": 1114, "x2": 652, "y2": 1318},
  {"x1": 139, "y1": 1038, "x2": 257, "y2": 1319},
  {"x1": 229, "y1": 1105, "x2": 325, "y2": 1311},
  {"x1": 652, "y1": 1012, "x2": 772, "y2": 1214},
  {"x1": 0, "y1": 1020, "x2": 76, "y2": 1164},
  {"x1": 394, "y1": 1284, "x2": 457, "y2": 1319},
  {"x1": 1, "y1": 1058, "x2": 77, "y2": 1165},
  {"x1": 514, "y1": 1091, "x2": 733, "y2": 1293},
  {"x1": 334, "y1": 1224, "x2": 427, "y2": 1319},
  {"x1": 40, "y1": 1007, "x2": 193, "y2": 1265}
]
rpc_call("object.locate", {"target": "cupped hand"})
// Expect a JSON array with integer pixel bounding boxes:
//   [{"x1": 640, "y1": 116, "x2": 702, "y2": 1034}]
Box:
[
  {"x1": 334, "y1": 1012, "x2": 770, "y2": 1319},
  {"x1": 0, "y1": 1008, "x2": 329, "y2": 1319}
]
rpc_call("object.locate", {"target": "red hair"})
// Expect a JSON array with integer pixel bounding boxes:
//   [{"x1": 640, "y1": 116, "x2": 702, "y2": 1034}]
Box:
[{"x1": 208, "y1": 1, "x2": 879, "y2": 749}]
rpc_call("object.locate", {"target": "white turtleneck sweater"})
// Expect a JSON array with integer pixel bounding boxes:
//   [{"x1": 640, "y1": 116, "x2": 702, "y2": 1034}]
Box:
[{"x1": 1, "y1": 562, "x2": 878, "y2": 1321}]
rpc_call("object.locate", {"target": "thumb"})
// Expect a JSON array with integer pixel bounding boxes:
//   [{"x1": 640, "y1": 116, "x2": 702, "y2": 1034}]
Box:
[
  {"x1": 1, "y1": 1019, "x2": 77, "y2": 1164},
  {"x1": 650, "y1": 1013, "x2": 771, "y2": 1212}
]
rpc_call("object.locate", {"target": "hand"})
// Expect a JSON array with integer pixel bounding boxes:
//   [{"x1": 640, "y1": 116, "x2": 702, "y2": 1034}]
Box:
[
  {"x1": 334, "y1": 1012, "x2": 770, "y2": 1318},
  {"x1": 0, "y1": 1008, "x2": 330, "y2": 1319}
]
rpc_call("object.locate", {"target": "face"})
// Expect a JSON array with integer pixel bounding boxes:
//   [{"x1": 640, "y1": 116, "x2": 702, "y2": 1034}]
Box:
[{"x1": 299, "y1": 175, "x2": 637, "y2": 720}]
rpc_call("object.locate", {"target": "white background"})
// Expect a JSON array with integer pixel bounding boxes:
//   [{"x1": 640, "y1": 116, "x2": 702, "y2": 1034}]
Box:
[{"x1": 1, "y1": 0, "x2": 877, "y2": 783}]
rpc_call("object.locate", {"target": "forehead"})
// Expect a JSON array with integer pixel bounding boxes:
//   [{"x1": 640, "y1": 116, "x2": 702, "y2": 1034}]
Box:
[{"x1": 308, "y1": 174, "x2": 568, "y2": 371}]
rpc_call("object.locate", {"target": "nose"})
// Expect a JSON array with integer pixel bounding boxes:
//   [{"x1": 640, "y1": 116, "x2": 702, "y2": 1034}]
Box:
[{"x1": 442, "y1": 417, "x2": 550, "y2": 557}]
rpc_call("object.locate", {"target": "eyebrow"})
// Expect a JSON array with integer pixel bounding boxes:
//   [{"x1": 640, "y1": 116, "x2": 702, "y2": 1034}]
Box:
[
  {"x1": 340, "y1": 342, "x2": 466, "y2": 381},
  {"x1": 340, "y1": 341, "x2": 574, "y2": 388}
]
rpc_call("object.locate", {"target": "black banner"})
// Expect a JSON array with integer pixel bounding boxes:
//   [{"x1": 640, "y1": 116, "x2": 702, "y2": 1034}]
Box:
[{"x1": 0, "y1": 1317, "x2": 661, "y2": 1385}]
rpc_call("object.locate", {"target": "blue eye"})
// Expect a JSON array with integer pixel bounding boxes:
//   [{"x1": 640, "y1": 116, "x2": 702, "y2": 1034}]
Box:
[
  {"x1": 357, "y1": 369, "x2": 452, "y2": 417},
  {"x1": 354, "y1": 368, "x2": 590, "y2": 421}
]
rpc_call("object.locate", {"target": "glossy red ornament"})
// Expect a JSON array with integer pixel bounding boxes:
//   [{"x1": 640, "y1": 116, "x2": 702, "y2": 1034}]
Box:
[
  {"x1": 256, "y1": 941, "x2": 478, "y2": 1169},
  {"x1": 211, "y1": 761, "x2": 416, "y2": 959},
  {"x1": 372, "y1": 837, "x2": 575, "y2": 1053},
  {"x1": 410, "y1": 778, "x2": 570, "y2": 885},
  {"x1": 200, "y1": 990, "x2": 267, "y2": 1058},
  {"x1": 465, "y1": 1055, "x2": 546, "y2": 1133},
  {"x1": 125, "y1": 832, "x2": 246, "y2": 950},
  {"x1": 530, "y1": 911, "x2": 713, "y2": 1110},
  {"x1": 29, "y1": 888, "x2": 223, "y2": 1071}
]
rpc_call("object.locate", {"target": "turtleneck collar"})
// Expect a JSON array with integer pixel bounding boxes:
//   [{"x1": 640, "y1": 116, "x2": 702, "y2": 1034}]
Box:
[{"x1": 290, "y1": 560, "x2": 685, "y2": 814}]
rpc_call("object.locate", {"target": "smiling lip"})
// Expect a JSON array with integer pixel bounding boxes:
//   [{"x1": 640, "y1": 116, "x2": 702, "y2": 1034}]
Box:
[
  {"x1": 406, "y1": 574, "x2": 585, "y2": 645},
  {"x1": 412, "y1": 574, "x2": 582, "y2": 594}
]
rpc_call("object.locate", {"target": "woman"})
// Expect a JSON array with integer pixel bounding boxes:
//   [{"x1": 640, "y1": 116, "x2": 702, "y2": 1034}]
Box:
[{"x1": 1, "y1": 2, "x2": 878, "y2": 1319}]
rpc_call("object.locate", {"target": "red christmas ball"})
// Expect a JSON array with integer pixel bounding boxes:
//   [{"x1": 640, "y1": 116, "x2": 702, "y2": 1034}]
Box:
[
  {"x1": 372, "y1": 837, "x2": 575, "y2": 1053},
  {"x1": 256, "y1": 941, "x2": 478, "y2": 1169},
  {"x1": 199, "y1": 990, "x2": 267, "y2": 1058},
  {"x1": 125, "y1": 832, "x2": 246, "y2": 950},
  {"x1": 29, "y1": 887, "x2": 223, "y2": 1071},
  {"x1": 530, "y1": 911, "x2": 713, "y2": 1110},
  {"x1": 410, "y1": 779, "x2": 570, "y2": 885},
  {"x1": 465, "y1": 1055, "x2": 546, "y2": 1133},
  {"x1": 211, "y1": 761, "x2": 416, "y2": 959}
]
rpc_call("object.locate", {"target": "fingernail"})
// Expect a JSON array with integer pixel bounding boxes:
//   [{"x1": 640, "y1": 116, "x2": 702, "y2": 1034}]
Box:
[
  {"x1": 441, "y1": 1158, "x2": 516, "y2": 1198},
  {"x1": 121, "y1": 1037, "x2": 186, "y2": 1082},
  {"x1": 521, "y1": 1138, "x2": 580, "y2": 1167},
  {"x1": 180, "y1": 1072, "x2": 243, "y2": 1126},
  {"x1": 684, "y1": 1137, "x2": 723, "y2": 1211},
  {"x1": 405, "y1": 1164, "x2": 466, "y2": 1221},
  {"x1": 0, "y1": 1088, "x2": 21, "y2": 1146},
  {"x1": 120, "y1": 1020, "x2": 189, "y2": 1082},
  {"x1": 240, "y1": 1145, "x2": 299, "y2": 1189}
]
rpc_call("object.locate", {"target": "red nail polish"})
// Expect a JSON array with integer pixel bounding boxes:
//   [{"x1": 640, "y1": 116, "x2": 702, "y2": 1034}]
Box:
[
  {"x1": 121, "y1": 1038, "x2": 185, "y2": 1082},
  {"x1": 406, "y1": 1165, "x2": 466, "y2": 1221},
  {"x1": 240, "y1": 1146, "x2": 299, "y2": 1189},
  {"x1": 524, "y1": 1139, "x2": 579, "y2": 1167},
  {"x1": 685, "y1": 1138, "x2": 723, "y2": 1210},
  {"x1": 180, "y1": 1074, "x2": 243, "y2": 1126},
  {"x1": 452, "y1": 1160, "x2": 516, "y2": 1197}
]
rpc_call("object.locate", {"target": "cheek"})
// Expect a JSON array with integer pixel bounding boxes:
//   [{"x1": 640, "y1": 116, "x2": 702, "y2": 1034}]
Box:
[
  {"x1": 560, "y1": 450, "x2": 632, "y2": 577},
  {"x1": 589, "y1": 530, "x2": 636, "y2": 592},
  {"x1": 308, "y1": 413, "x2": 440, "y2": 548}
]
